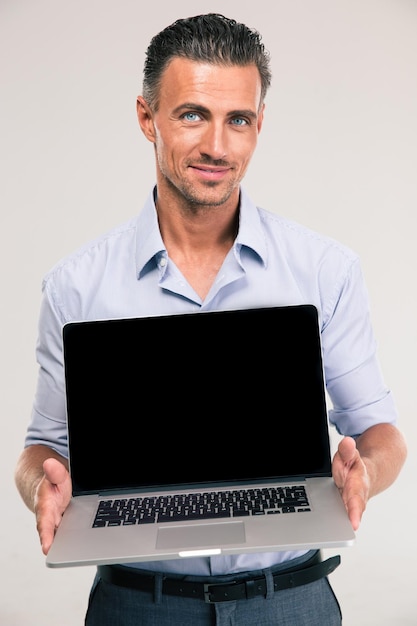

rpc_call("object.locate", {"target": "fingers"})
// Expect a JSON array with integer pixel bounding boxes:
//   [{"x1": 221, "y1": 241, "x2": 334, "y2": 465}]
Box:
[
  {"x1": 38, "y1": 516, "x2": 55, "y2": 555},
  {"x1": 344, "y1": 494, "x2": 364, "y2": 531},
  {"x1": 332, "y1": 436, "x2": 369, "y2": 531},
  {"x1": 35, "y1": 459, "x2": 72, "y2": 555},
  {"x1": 35, "y1": 476, "x2": 61, "y2": 555}
]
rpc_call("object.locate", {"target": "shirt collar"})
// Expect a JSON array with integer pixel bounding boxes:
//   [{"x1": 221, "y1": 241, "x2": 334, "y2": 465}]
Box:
[
  {"x1": 135, "y1": 188, "x2": 165, "y2": 278},
  {"x1": 135, "y1": 186, "x2": 268, "y2": 278},
  {"x1": 235, "y1": 187, "x2": 268, "y2": 267}
]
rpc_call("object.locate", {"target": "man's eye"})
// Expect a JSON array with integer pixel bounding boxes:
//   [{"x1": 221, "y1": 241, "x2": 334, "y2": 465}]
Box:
[
  {"x1": 182, "y1": 112, "x2": 201, "y2": 122},
  {"x1": 231, "y1": 118, "x2": 248, "y2": 126}
]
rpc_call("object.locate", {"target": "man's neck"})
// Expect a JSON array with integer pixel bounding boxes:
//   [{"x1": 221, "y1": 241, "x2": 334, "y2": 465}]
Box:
[{"x1": 155, "y1": 189, "x2": 239, "y2": 300}]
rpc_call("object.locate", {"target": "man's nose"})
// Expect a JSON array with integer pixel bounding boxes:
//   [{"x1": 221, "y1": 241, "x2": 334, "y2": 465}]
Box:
[{"x1": 199, "y1": 122, "x2": 228, "y2": 161}]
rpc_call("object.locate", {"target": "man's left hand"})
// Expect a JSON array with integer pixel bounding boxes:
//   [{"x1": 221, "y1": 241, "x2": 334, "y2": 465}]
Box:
[{"x1": 332, "y1": 436, "x2": 370, "y2": 531}]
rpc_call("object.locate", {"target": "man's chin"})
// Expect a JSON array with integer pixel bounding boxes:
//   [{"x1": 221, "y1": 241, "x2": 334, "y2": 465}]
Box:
[
  {"x1": 182, "y1": 183, "x2": 237, "y2": 208},
  {"x1": 162, "y1": 174, "x2": 238, "y2": 208}
]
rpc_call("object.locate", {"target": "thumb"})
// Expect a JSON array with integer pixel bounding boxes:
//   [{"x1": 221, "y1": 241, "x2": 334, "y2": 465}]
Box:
[
  {"x1": 43, "y1": 457, "x2": 69, "y2": 485},
  {"x1": 337, "y1": 436, "x2": 358, "y2": 466}
]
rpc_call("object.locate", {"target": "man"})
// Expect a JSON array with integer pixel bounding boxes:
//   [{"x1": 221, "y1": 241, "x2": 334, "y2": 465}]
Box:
[{"x1": 15, "y1": 13, "x2": 406, "y2": 626}]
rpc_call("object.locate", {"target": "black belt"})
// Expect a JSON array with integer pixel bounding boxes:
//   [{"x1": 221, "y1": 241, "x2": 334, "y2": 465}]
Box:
[{"x1": 98, "y1": 552, "x2": 340, "y2": 604}]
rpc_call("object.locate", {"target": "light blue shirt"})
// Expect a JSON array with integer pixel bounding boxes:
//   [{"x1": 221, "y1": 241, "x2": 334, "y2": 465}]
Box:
[{"x1": 26, "y1": 186, "x2": 397, "y2": 575}]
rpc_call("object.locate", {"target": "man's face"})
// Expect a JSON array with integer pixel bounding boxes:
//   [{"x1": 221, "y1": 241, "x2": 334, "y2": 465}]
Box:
[{"x1": 138, "y1": 57, "x2": 264, "y2": 209}]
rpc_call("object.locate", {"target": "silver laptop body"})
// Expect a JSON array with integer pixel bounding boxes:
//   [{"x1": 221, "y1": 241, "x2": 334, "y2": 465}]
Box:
[{"x1": 46, "y1": 305, "x2": 355, "y2": 568}]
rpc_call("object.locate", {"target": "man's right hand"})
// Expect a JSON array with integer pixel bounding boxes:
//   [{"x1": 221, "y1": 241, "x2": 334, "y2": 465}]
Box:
[{"x1": 34, "y1": 458, "x2": 72, "y2": 555}]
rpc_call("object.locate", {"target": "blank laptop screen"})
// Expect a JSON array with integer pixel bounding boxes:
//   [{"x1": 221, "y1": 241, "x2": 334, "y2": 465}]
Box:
[{"x1": 63, "y1": 305, "x2": 331, "y2": 496}]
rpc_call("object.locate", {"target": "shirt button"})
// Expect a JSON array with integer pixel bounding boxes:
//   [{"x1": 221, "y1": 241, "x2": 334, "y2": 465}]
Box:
[{"x1": 159, "y1": 258, "x2": 167, "y2": 267}]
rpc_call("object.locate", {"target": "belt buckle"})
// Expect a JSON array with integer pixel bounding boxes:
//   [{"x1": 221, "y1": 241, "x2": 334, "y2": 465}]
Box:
[
  {"x1": 203, "y1": 576, "x2": 264, "y2": 603},
  {"x1": 203, "y1": 583, "x2": 217, "y2": 604},
  {"x1": 203, "y1": 581, "x2": 238, "y2": 604},
  {"x1": 203, "y1": 582, "x2": 236, "y2": 604}
]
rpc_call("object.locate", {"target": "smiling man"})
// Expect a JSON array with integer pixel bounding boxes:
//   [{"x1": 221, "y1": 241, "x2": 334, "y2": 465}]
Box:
[
  {"x1": 15, "y1": 13, "x2": 406, "y2": 626},
  {"x1": 137, "y1": 56, "x2": 264, "y2": 300}
]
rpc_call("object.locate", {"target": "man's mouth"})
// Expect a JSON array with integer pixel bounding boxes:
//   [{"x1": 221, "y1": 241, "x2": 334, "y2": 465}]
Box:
[{"x1": 189, "y1": 164, "x2": 231, "y2": 180}]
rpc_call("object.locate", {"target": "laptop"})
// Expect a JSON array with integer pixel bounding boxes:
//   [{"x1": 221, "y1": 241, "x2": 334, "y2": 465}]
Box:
[{"x1": 46, "y1": 304, "x2": 355, "y2": 568}]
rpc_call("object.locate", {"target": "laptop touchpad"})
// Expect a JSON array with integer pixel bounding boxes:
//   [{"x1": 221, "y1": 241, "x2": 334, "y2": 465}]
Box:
[{"x1": 156, "y1": 521, "x2": 245, "y2": 549}]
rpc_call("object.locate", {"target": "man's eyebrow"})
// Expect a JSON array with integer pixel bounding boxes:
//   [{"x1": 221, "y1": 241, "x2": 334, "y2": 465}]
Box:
[
  {"x1": 173, "y1": 103, "x2": 210, "y2": 115},
  {"x1": 228, "y1": 109, "x2": 258, "y2": 120},
  {"x1": 173, "y1": 103, "x2": 258, "y2": 119}
]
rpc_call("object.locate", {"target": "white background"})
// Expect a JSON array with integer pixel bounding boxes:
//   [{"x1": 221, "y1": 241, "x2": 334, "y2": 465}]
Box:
[{"x1": 1, "y1": 1, "x2": 416, "y2": 624}]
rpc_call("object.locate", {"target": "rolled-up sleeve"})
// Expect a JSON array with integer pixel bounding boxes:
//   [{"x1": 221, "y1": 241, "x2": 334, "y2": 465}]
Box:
[
  {"x1": 322, "y1": 258, "x2": 398, "y2": 436},
  {"x1": 24, "y1": 278, "x2": 68, "y2": 458}
]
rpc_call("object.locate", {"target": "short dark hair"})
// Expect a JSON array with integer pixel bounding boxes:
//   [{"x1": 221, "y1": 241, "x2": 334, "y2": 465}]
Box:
[{"x1": 142, "y1": 13, "x2": 272, "y2": 110}]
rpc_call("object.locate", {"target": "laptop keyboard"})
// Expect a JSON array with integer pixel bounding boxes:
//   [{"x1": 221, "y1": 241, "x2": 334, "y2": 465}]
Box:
[{"x1": 92, "y1": 485, "x2": 311, "y2": 528}]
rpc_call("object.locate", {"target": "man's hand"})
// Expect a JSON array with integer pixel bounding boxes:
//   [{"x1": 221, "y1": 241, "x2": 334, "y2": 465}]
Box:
[
  {"x1": 332, "y1": 436, "x2": 371, "y2": 531},
  {"x1": 332, "y1": 424, "x2": 407, "y2": 531},
  {"x1": 15, "y1": 445, "x2": 73, "y2": 555},
  {"x1": 33, "y1": 458, "x2": 72, "y2": 554}
]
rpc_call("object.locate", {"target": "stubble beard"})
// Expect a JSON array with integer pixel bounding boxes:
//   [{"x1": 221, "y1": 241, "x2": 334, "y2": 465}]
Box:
[
  {"x1": 161, "y1": 171, "x2": 239, "y2": 215},
  {"x1": 155, "y1": 146, "x2": 240, "y2": 213}
]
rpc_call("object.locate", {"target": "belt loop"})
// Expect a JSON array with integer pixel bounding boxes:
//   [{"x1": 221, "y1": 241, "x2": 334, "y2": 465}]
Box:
[
  {"x1": 245, "y1": 579, "x2": 256, "y2": 600},
  {"x1": 154, "y1": 573, "x2": 163, "y2": 605},
  {"x1": 264, "y1": 569, "x2": 275, "y2": 600}
]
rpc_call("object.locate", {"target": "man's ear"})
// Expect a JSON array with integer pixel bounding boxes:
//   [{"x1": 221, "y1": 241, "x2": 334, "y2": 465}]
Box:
[{"x1": 136, "y1": 96, "x2": 156, "y2": 143}]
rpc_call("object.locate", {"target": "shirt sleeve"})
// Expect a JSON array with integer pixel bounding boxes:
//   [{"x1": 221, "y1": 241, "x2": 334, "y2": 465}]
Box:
[
  {"x1": 322, "y1": 257, "x2": 398, "y2": 436},
  {"x1": 24, "y1": 278, "x2": 69, "y2": 458}
]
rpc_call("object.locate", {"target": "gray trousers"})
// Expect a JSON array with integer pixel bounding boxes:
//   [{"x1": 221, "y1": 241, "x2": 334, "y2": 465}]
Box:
[{"x1": 85, "y1": 557, "x2": 342, "y2": 625}]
